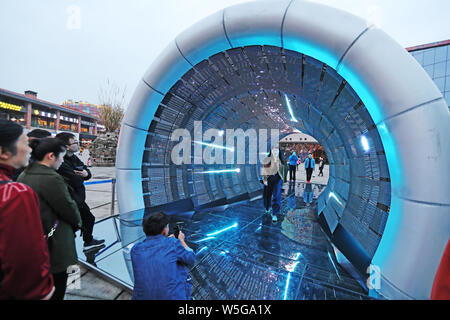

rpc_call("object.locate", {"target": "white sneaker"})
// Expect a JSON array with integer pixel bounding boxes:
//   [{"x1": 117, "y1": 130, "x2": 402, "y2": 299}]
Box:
[{"x1": 272, "y1": 215, "x2": 278, "y2": 222}]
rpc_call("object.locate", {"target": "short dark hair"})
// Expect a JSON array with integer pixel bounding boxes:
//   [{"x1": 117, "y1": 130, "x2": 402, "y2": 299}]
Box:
[
  {"x1": 142, "y1": 212, "x2": 169, "y2": 236},
  {"x1": 0, "y1": 119, "x2": 23, "y2": 156},
  {"x1": 55, "y1": 132, "x2": 76, "y2": 145},
  {"x1": 29, "y1": 137, "x2": 66, "y2": 161},
  {"x1": 27, "y1": 129, "x2": 51, "y2": 139}
]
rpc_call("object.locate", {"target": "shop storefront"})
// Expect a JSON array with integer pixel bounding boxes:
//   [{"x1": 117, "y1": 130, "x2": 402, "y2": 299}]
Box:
[{"x1": 0, "y1": 100, "x2": 26, "y2": 125}]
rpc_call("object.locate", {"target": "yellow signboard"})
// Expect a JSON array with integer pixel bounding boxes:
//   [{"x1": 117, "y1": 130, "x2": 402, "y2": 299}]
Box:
[{"x1": 0, "y1": 101, "x2": 22, "y2": 112}]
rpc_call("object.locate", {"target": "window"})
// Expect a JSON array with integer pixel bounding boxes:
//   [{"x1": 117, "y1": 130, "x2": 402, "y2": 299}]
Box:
[
  {"x1": 424, "y1": 65, "x2": 434, "y2": 78},
  {"x1": 412, "y1": 52, "x2": 424, "y2": 65},
  {"x1": 434, "y1": 62, "x2": 446, "y2": 78},
  {"x1": 435, "y1": 77, "x2": 445, "y2": 92},
  {"x1": 434, "y1": 46, "x2": 448, "y2": 63},
  {"x1": 446, "y1": 76, "x2": 450, "y2": 91},
  {"x1": 423, "y1": 49, "x2": 435, "y2": 65}
]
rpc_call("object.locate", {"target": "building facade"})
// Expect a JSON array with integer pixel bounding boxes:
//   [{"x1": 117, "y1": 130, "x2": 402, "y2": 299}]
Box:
[
  {"x1": 0, "y1": 88, "x2": 99, "y2": 135},
  {"x1": 407, "y1": 39, "x2": 450, "y2": 108},
  {"x1": 62, "y1": 99, "x2": 101, "y2": 118}
]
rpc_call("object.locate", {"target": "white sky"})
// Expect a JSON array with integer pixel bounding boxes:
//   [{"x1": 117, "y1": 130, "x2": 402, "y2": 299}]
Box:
[{"x1": 0, "y1": 0, "x2": 449, "y2": 108}]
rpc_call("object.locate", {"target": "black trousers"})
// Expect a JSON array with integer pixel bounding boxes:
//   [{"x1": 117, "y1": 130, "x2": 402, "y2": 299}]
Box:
[
  {"x1": 288, "y1": 165, "x2": 296, "y2": 181},
  {"x1": 51, "y1": 271, "x2": 68, "y2": 300},
  {"x1": 79, "y1": 202, "x2": 95, "y2": 243},
  {"x1": 306, "y1": 168, "x2": 313, "y2": 181},
  {"x1": 263, "y1": 174, "x2": 282, "y2": 215},
  {"x1": 319, "y1": 166, "x2": 324, "y2": 176}
]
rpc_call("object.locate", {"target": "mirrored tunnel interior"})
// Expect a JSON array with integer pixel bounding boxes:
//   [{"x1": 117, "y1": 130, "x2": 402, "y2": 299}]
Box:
[
  {"x1": 141, "y1": 45, "x2": 391, "y2": 262},
  {"x1": 76, "y1": 181, "x2": 377, "y2": 299}
]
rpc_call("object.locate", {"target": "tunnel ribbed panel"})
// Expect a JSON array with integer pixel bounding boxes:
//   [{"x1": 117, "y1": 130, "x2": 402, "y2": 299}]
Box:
[{"x1": 141, "y1": 46, "x2": 391, "y2": 258}]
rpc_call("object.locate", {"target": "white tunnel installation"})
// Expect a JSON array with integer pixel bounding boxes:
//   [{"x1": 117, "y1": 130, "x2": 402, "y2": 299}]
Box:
[{"x1": 116, "y1": 0, "x2": 450, "y2": 299}]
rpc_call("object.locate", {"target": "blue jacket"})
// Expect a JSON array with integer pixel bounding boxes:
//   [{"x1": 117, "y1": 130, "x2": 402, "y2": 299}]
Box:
[
  {"x1": 131, "y1": 234, "x2": 195, "y2": 300},
  {"x1": 289, "y1": 154, "x2": 298, "y2": 166},
  {"x1": 304, "y1": 158, "x2": 315, "y2": 170}
]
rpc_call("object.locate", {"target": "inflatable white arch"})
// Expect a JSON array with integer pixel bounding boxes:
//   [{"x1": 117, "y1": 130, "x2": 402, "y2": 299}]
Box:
[{"x1": 116, "y1": 0, "x2": 450, "y2": 299}]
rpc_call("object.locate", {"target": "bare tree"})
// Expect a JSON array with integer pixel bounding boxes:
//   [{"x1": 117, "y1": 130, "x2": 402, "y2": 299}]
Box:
[{"x1": 98, "y1": 79, "x2": 126, "y2": 132}]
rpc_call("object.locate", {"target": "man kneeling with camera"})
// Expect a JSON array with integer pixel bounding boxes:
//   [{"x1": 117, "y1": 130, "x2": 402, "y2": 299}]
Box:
[{"x1": 131, "y1": 212, "x2": 195, "y2": 300}]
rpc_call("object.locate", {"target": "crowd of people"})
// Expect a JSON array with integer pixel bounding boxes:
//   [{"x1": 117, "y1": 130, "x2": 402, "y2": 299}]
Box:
[
  {"x1": 0, "y1": 119, "x2": 104, "y2": 300},
  {"x1": 261, "y1": 148, "x2": 326, "y2": 223},
  {"x1": 2, "y1": 118, "x2": 447, "y2": 300}
]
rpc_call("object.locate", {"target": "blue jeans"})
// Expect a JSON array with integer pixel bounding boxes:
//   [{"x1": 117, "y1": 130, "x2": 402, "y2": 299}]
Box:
[{"x1": 263, "y1": 174, "x2": 282, "y2": 216}]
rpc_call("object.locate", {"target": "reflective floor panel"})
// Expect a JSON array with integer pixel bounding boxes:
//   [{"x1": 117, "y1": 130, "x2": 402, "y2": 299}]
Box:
[{"x1": 75, "y1": 182, "x2": 373, "y2": 299}]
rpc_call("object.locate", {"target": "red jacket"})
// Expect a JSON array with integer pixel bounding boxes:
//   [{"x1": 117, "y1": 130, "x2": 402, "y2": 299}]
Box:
[
  {"x1": 0, "y1": 163, "x2": 54, "y2": 300},
  {"x1": 431, "y1": 238, "x2": 450, "y2": 300}
]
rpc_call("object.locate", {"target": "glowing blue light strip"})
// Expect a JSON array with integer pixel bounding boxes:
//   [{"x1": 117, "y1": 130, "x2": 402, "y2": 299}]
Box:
[
  {"x1": 283, "y1": 273, "x2": 292, "y2": 300},
  {"x1": 361, "y1": 135, "x2": 370, "y2": 152},
  {"x1": 196, "y1": 237, "x2": 215, "y2": 243},
  {"x1": 284, "y1": 252, "x2": 302, "y2": 300},
  {"x1": 284, "y1": 94, "x2": 298, "y2": 122},
  {"x1": 328, "y1": 251, "x2": 341, "y2": 279},
  {"x1": 199, "y1": 168, "x2": 240, "y2": 174},
  {"x1": 206, "y1": 222, "x2": 238, "y2": 236},
  {"x1": 194, "y1": 140, "x2": 234, "y2": 151},
  {"x1": 197, "y1": 246, "x2": 208, "y2": 254},
  {"x1": 328, "y1": 192, "x2": 343, "y2": 207}
]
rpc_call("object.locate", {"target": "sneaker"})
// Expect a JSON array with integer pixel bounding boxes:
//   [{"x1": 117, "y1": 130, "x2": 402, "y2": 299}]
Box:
[
  {"x1": 83, "y1": 238, "x2": 105, "y2": 251},
  {"x1": 265, "y1": 209, "x2": 271, "y2": 215},
  {"x1": 272, "y1": 214, "x2": 278, "y2": 223}
]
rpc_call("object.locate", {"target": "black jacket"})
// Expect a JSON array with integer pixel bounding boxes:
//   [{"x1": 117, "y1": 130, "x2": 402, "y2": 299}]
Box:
[{"x1": 57, "y1": 154, "x2": 91, "y2": 206}]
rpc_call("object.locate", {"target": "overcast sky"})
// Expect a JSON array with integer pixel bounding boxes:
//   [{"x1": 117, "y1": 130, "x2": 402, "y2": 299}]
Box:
[{"x1": 1, "y1": 0, "x2": 449, "y2": 108}]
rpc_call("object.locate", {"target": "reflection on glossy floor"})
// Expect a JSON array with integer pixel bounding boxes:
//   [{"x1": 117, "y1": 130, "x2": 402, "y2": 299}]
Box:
[{"x1": 75, "y1": 181, "x2": 373, "y2": 300}]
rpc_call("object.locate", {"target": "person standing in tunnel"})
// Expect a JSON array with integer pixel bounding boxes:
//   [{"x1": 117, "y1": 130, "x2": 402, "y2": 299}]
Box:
[
  {"x1": 318, "y1": 157, "x2": 325, "y2": 177},
  {"x1": 304, "y1": 153, "x2": 315, "y2": 183},
  {"x1": 288, "y1": 151, "x2": 298, "y2": 182},
  {"x1": 262, "y1": 147, "x2": 288, "y2": 223}
]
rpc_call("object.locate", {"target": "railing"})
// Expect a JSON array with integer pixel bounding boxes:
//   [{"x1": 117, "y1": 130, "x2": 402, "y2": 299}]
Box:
[{"x1": 84, "y1": 178, "x2": 116, "y2": 216}]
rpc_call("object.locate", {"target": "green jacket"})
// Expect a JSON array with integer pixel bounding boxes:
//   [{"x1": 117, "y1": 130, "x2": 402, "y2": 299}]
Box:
[{"x1": 18, "y1": 162, "x2": 82, "y2": 274}]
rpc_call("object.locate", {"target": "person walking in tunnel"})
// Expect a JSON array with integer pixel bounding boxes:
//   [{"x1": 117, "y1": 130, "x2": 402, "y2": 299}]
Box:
[
  {"x1": 288, "y1": 151, "x2": 298, "y2": 182},
  {"x1": 304, "y1": 153, "x2": 315, "y2": 183},
  {"x1": 262, "y1": 147, "x2": 288, "y2": 223},
  {"x1": 318, "y1": 157, "x2": 325, "y2": 177}
]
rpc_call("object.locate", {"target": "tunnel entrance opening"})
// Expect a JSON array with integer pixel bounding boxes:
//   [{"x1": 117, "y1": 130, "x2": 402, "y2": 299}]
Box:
[
  {"x1": 280, "y1": 131, "x2": 330, "y2": 186},
  {"x1": 116, "y1": 0, "x2": 450, "y2": 299}
]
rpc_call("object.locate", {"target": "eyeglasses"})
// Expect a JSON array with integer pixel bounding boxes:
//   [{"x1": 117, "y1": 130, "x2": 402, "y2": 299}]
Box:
[{"x1": 69, "y1": 141, "x2": 79, "y2": 145}]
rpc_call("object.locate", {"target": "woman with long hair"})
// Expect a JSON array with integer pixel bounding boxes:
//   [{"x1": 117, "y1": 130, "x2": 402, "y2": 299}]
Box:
[
  {"x1": 261, "y1": 147, "x2": 288, "y2": 222},
  {"x1": 18, "y1": 138, "x2": 81, "y2": 300}
]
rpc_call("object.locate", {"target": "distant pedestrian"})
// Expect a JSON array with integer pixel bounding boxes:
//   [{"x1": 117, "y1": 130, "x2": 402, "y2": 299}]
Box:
[
  {"x1": 0, "y1": 120, "x2": 55, "y2": 300},
  {"x1": 304, "y1": 153, "x2": 315, "y2": 183},
  {"x1": 18, "y1": 137, "x2": 82, "y2": 300},
  {"x1": 288, "y1": 151, "x2": 298, "y2": 182},
  {"x1": 318, "y1": 157, "x2": 325, "y2": 177}
]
